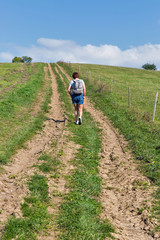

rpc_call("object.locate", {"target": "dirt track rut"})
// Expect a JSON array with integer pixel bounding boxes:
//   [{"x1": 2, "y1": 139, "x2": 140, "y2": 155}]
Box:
[{"x1": 58, "y1": 64, "x2": 160, "y2": 240}]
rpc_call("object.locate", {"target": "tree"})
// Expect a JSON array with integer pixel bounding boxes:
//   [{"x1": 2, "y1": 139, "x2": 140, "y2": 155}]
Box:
[
  {"x1": 22, "y1": 56, "x2": 32, "y2": 63},
  {"x1": 142, "y1": 63, "x2": 157, "y2": 70},
  {"x1": 12, "y1": 57, "x2": 24, "y2": 63}
]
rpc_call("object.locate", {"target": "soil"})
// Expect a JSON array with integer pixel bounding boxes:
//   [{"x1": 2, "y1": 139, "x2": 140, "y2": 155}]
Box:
[{"x1": 58, "y1": 64, "x2": 160, "y2": 240}]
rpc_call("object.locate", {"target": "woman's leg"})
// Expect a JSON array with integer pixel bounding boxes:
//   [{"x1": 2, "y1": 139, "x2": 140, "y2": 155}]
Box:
[
  {"x1": 74, "y1": 104, "x2": 79, "y2": 122},
  {"x1": 78, "y1": 104, "x2": 83, "y2": 118},
  {"x1": 78, "y1": 94, "x2": 84, "y2": 120}
]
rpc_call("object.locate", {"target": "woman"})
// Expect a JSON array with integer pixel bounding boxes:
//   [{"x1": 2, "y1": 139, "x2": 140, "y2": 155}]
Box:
[{"x1": 68, "y1": 72, "x2": 86, "y2": 125}]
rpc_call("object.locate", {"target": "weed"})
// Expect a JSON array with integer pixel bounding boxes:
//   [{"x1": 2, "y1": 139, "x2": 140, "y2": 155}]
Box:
[
  {"x1": 50, "y1": 173, "x2": 60, "y2": 179},
  {"x1": 52, "y1": 190, "x2": 63, "y2": 197},
  {"x1": 9, "y1": 174, "x2": 17, "y2": 179}
]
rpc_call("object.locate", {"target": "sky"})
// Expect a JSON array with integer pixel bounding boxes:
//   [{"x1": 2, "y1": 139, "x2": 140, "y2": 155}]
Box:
[{"x1": 0, "y1": 0, "x2": 160, "y2": 69}]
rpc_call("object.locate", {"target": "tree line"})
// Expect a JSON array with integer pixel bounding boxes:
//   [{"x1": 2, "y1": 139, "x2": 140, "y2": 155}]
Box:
[
  {"x1": 12, "y1": 56, "x2": 158, "y2": 70},
  {"x1": 12, "y1": 56, "x2": 32, "y2": 63}
]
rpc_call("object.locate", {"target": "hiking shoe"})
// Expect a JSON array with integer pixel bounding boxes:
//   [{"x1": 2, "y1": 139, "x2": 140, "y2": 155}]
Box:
[
  {"x1": 79, "y1": 117, "x2": 82, "y2": 125},
  {"x1": 75, "y1": 121, "x2": 79, "y2": 125}
]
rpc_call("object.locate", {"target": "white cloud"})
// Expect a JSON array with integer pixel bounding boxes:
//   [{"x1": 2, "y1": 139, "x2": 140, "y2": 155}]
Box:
[
  {"x1": 0, "y1": 52, "x2": 14, "y2": 62},
  {"x1": 1, "y1": 38, "x2": 160, "y2": 69}
]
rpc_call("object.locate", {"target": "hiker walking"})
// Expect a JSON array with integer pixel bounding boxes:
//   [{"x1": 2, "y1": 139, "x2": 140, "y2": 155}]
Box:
[{"x1": 68, "y1": 72, "x2": 86, "y2": 125}]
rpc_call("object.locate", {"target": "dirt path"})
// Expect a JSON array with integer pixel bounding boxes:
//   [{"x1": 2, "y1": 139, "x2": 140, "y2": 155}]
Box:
[
  {"x1": 0, "y1": 64, "x2": 75, "y2": 239},
  {"x1": 58, "y1": 64, "x2": 160, "y2": 240}
]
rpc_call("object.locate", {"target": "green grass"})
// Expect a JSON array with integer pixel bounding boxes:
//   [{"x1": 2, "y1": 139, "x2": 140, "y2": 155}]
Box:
[
  {"x1": 51, "y1": 63, "x2": 114, "y2": 239},
  {"x1": 0, "y1": 63, "x2": 52, "y2": 165},
  {"x1": 1, "y1": 173, "x2": 50, "y2": 240},
  {"x1": 58, "y1": 62, "x2": 160, "y2": 225},
  {"x1": 0, "y1": 63, "x2": 33, "y2": 98},
  {"x1": 38, "y1": 153, "x2": 60, "y2": 173}
]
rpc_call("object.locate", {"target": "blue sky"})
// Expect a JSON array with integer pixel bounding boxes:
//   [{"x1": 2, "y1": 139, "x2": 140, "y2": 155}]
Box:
[{"x1": 0, "y1": 0, "x2": 160, "y2": 68}]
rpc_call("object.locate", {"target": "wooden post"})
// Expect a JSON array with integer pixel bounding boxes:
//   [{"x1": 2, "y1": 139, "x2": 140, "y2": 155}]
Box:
[
  {"x1": 128, "y1": 88, "x2": 131, "y2": 108},
  {"x1": 79, "y1": 65, "x2": 80, "y2": 73},
  {"x1": 111, "y1": 80, "x2": 113, "y2": 93},
  {"x1": 152, "y1": 92, "x2": 158, "y2": 122}
]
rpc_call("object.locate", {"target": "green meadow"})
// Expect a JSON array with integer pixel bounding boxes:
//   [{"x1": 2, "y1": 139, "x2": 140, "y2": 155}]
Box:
[{"x1": 73, "y1": 63, "x2": 160, "y2": 122}]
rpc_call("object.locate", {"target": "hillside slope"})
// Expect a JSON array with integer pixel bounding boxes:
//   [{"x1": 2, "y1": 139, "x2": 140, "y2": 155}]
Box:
[{"x1": 0, "y1": 62, "x2": 159, "y2": 239}]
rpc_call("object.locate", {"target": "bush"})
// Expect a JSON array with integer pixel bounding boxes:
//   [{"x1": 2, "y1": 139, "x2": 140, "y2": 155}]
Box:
[
  {"x1": 12, "y1": 56, "x2": 32, "y2": 63},
  {"x1": 12, "y1": 57, "x2": 24, "y2": 63},
  {"x1": 142, "y1": 63, "x2": 157, "y2": 70}
]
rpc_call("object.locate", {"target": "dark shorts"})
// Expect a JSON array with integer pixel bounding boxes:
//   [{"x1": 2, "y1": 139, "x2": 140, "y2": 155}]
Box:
[{"x1": 71, "y1": 94, "x2": 84, "y2": 105}]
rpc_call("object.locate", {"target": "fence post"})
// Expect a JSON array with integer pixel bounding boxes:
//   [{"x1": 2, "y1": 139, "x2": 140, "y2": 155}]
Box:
[
  {"x1": 111, "y1": 80, "x2": 113, "y2": 93},
  {"x1": 128, "y1": 88, "x2": 131, "y2": 108},
  {"x1": 79, "y1": 65, "x2": 80, "y2": 73},
  {"x1": 152, "y1": 92, "x2": 158, "y2": 122}
]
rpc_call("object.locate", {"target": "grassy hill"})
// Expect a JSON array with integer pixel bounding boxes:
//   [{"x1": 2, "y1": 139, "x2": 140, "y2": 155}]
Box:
[
  {"x1": 72, "y1": 63, "x2": 160, "y2": 123},
  {"x1": 0, "y1": 62, "x2": 160, "y2": 238},
  {"x1": 59, "y1": 62, "x2": 160, "y2": 226}
]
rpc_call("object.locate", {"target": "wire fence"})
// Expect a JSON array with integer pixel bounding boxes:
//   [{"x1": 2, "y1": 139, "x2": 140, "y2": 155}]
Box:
[{"x1": 66, "y1": 63, "x2": 160, "y2": 122}]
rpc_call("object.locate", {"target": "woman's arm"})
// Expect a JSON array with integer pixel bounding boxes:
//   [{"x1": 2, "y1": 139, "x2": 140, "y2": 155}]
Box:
[
  {"x1": 83, "y1": 84, "x2": 86, "y2": 98},
  {"x1": 68, "y1": 85, "x2": 72, "y2": 97}
]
